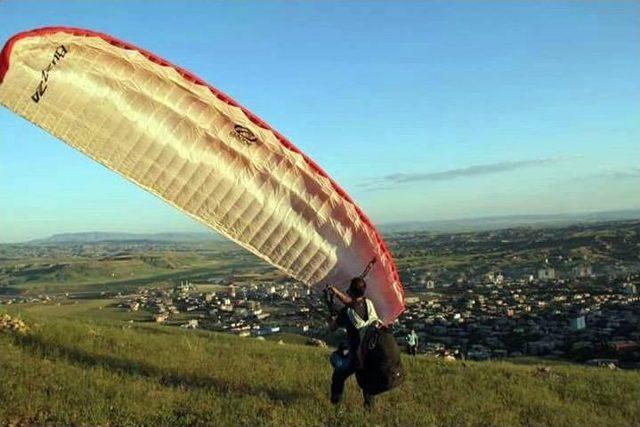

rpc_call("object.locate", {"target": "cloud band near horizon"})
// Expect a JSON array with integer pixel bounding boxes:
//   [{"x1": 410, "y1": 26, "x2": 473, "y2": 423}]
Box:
[{"x1": 376, "y1": 156, "x2": 579, "y2": 186}]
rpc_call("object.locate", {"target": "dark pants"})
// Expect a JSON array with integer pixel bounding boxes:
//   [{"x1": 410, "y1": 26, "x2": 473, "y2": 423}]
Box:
[
  {"x1": 408, "y1": 345, "x2": 417, "y2": 355},
  {"x1": 331, "y1": 354, "x2": 375, "y2": 408}
]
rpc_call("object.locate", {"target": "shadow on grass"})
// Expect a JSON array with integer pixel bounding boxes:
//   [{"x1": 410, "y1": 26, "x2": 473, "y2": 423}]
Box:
[{"x1": 14, "y1": 333, "x2": 305, "y2": 404}]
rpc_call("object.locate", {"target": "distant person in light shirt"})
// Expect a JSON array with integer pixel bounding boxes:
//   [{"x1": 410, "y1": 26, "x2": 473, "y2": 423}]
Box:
[{"x1": 406, "y1": 329, "x2": 419, "y2": 356}]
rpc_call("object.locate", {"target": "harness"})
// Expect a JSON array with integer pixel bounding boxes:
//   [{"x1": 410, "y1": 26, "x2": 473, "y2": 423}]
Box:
[{"x1": 347, "y1": 299, "x2": 381, "y2": 340}]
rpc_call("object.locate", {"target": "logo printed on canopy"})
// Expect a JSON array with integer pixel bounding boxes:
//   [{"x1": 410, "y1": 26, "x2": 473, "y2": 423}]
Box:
[
  {"x1": 31, "y1": 45, "x2": 68, "y2": 103},
  {"x1": 231, "y1": 124, "x2": 259, "y2": 145}
]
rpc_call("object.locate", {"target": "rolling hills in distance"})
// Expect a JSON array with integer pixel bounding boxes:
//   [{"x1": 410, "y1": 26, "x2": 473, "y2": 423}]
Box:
[{"x1": 22, "y1": 209, "x2": 640, "y2": 244}]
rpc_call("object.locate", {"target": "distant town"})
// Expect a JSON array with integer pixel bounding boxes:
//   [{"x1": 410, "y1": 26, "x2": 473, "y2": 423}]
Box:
[{"x1": 1, "y1": 219, "x2": 639, "y2": 368}]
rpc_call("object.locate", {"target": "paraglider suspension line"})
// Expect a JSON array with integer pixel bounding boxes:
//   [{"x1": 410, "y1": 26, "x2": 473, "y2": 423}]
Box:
[{"x1": 360, "y1": 257, "x2": 376, "y2": 279}]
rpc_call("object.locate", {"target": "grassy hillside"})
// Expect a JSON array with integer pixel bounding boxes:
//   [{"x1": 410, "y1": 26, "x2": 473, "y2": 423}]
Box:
[
  {"x1": 1, "y1": 303, "x2": 639, "y2": 426},
  {"x1": 0, "y1": 255, "x2": 217, "y2": 294}
]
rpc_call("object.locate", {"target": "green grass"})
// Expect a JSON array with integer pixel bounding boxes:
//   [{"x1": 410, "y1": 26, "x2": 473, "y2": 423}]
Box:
[
  {"x1": 1, "y1": 303, "x2": 639, "y2": 426},
  {"x1": 1, "y1": 251, "x2": 284, "y2": 296}
]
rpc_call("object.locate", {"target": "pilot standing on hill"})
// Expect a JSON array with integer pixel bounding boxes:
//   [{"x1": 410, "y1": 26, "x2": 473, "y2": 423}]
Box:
[{"x1": 326, "y1": 277, "x2": 380, "y2": 409}]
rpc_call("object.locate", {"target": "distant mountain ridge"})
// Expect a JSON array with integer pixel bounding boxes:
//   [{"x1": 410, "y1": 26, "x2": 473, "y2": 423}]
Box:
[
  {"x1": 30, "y1": 232, "x2": 220, "y2": 244},
  {"x1": 378, "y1": 209, "x2": 640, "y2": 233},
  {"x1": 24, "y1": 209, "x2": 640, "y2": 243}
]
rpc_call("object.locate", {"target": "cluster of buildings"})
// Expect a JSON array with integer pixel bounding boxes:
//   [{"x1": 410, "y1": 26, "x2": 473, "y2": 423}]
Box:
[
  {"x1": 397, "y1": 272, "x2": 640, "y2": 367},
  {"x1": 39, "y1": 262, "x2": 635, "y2": 370},
  {"x1": 3, "y1": 263, "x2": 639, "y2": 369},
  {"x1": 120, "y1": 280, "x2": 326, "y2": 338},
  {"x1": 117, "y1": 266, "x2": 640, "y2": 368}
]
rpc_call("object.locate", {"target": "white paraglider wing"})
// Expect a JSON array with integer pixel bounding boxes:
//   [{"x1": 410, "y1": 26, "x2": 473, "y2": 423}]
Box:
[{"x1": 0, "y1": 27, "x2": 405, "y2": 322}]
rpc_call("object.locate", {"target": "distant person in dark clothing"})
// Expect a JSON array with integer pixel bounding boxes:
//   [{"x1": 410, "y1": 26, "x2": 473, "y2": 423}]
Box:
[{"x1": 326, "y1": 277, "x2": 380, "y2": 408}]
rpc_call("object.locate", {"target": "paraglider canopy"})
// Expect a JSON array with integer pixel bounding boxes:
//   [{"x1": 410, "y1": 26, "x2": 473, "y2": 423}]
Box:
[{"x1": 0, "y1": 27, "x2": 405, "y2": 323}]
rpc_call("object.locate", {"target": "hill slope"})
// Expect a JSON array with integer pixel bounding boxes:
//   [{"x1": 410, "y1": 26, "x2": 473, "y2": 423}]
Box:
[{"x1": 1, "y1": 305, "x2": 639, "y2": 426}]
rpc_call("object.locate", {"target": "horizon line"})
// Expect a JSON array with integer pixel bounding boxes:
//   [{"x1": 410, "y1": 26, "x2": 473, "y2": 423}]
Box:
[{"x1": 2, "y1": 207, "x2": 639, "y2": 244}]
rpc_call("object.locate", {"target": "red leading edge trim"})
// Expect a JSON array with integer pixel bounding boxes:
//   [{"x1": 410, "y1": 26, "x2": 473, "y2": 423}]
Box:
[{"x1": 0, "y1": 27, "x2": 405, "y2": 313}]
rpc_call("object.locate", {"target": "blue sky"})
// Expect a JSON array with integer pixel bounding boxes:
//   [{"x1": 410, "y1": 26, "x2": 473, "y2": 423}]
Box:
[{"x1": 1, "y1": 1, "x2": 639, "y2": 242}]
